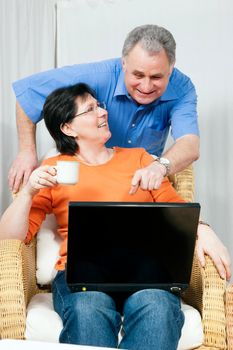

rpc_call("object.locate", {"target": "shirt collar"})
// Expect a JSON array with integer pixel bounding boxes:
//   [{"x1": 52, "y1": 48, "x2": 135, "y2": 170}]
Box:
[{"x1": 114, "y1": 70, "x2": 129, "y2": 97}]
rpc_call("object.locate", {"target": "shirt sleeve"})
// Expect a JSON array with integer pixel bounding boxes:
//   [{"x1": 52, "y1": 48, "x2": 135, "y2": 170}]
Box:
[
  {"x1": 25, "y1": 187, "x2": 53, "y2": 243},
  {"x1": 170, "y1": 78, "x2": 200, "y2": 140},
  {"x1": 12, "y1": 63, "x2": 98, "y2": 123},
  {"x1": 151, "y1": 177, "x2": 186, "y2": 203},
  {"x1": 12, "y1": 58, "x2": 120, "y2": 124}
]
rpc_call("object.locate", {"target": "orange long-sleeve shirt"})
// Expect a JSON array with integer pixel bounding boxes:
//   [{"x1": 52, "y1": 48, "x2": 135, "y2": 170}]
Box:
[{"x1": 27, "y1": 147, "x2": 184, "y2": 270}]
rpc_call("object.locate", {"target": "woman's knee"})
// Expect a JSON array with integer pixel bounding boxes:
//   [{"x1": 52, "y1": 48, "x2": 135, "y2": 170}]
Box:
[
  {"x1": 63, "y1": 292, "x2": 121, "y2": 340},
  {"x1": 67, "y1": 291, "x2": 112, "y2": 314},
  {"x1": 124, "y1": 289, "x2": 174, "y2": 308},
  {"x1": 124, "y1": 289, "x2": 183, "y2": 325}
]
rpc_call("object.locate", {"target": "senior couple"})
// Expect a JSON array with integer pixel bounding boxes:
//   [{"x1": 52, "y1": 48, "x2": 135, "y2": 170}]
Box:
[{"x1": 1, "y1": 24, "x2": 231, "y2": 350}]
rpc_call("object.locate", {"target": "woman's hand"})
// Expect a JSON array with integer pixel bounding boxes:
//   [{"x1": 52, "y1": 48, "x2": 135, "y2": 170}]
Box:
[
  {"x1": 196, "y1": 223, "x2": 231, "y2": 280},
  {"x1": 23, "y1": 165, "x2": 57, "y2": 196}
]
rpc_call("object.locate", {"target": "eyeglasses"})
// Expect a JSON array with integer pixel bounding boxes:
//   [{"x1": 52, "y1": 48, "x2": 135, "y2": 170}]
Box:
[{"x1": 74, "y1": 101, "x2": 106, "y2": 118}]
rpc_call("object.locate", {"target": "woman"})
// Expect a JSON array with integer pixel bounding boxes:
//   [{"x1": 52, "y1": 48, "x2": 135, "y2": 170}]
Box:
[{"x1": 0, "y1": 83, "x2": 230, "y2": 350}]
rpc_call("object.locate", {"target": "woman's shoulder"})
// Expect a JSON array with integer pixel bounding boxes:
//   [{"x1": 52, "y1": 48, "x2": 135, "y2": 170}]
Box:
[
  {"x1": 113, "y1": 147, "x2": 153, "y2": 168},
  {"x1": 114, "y1": 146, "x2": 147, "y2": 156},
  {"x1": 41, "y1": 153, "x2": 76, "y2": 166}
]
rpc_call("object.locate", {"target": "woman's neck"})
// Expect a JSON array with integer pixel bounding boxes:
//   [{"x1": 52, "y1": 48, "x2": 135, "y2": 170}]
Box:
[{"x1": 76, "y1": 145, "x2": 114, "y2": 165}]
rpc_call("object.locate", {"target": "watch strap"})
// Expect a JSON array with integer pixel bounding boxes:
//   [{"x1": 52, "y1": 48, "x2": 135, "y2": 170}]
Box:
[{"x1": 154, "y1": 157, "x2": 170, "y2": 177}]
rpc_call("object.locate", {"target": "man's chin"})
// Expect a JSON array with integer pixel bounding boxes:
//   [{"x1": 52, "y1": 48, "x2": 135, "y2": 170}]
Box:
[{"x1": 133, "y1": 95, "x2": 158, "y2": 105}]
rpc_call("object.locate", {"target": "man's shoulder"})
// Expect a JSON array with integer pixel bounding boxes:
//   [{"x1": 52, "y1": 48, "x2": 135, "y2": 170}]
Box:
[
  {"x1": 170, "y1": 67, "x2": 192, "y2": 83},
  {"x1": 170, "y1": 68, "x2": 194, "y2": 87},
  {"x1": 169, "y1": 68, "x2": 196, "y2": 96},
  {"x1": 79, "y1": 57, "x2": 122, "y2": 74}
]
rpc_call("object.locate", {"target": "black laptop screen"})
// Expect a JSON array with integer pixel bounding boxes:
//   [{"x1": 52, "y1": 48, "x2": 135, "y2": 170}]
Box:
[{"x1": 66, "y1": 202, "x2": 200, "y2": 292}]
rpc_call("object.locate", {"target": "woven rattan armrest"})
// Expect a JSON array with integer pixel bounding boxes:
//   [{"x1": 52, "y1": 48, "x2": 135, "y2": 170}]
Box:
[
  {"x1": 183, "y1": 253, "x2": 227, "y2": 350},
  {"x1": 170, "y1": 166, "x2": 227, "y2": 349},
  {"x1": 226, "y1": 283, "x2": 233, "y2": 350},
  {"x1": 0, "y1": 239, "x2": 38, "y2": 339},
  {"x1": 169, "y1": 164, "x2": 195, "y2": 202}
]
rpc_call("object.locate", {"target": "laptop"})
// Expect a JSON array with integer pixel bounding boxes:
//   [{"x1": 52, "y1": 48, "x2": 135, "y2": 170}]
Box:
[{"x1": 66, "y1": 202, "x2": 200, "y2": 294}]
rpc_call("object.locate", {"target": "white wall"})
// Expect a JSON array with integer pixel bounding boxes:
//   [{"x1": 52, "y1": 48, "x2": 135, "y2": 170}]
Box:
[{"x1": 57, "y1": 0, "x2": 233, "y2": 259}]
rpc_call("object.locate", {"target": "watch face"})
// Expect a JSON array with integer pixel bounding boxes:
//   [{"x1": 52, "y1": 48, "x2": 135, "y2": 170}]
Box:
[{"x1": 160, "y1": 157, "x2": 170, "y2": 165}]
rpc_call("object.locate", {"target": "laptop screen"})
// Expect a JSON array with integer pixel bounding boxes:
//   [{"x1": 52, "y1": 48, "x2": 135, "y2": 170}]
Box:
[{"x1": 66, "y1": 202, "x2": 200, "y2": 293}]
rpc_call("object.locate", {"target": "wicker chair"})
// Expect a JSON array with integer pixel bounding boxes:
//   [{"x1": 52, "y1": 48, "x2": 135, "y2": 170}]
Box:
[{"x1": 0, "y1": 165, "x2": 232, "y2": 349}]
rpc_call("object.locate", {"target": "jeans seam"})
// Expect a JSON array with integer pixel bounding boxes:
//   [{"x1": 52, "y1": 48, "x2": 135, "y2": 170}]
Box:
[{"x1": 53, "y1": 272, "x2": 72, "y2": 344}]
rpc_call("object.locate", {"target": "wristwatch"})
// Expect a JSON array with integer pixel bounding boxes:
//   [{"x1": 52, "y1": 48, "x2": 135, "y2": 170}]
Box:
[{"x1": 154, "y1": 157, "x2": 171, "y2": 176}]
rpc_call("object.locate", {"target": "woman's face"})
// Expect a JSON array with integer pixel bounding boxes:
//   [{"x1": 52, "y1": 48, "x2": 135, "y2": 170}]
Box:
[{"x1": 64, "y1": 94, "x2": 111, "y2": 145}]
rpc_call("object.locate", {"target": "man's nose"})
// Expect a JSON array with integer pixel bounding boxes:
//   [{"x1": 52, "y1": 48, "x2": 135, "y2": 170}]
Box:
[{"x1": 140, "y1": 78, "x2": 154, "y2": 93}]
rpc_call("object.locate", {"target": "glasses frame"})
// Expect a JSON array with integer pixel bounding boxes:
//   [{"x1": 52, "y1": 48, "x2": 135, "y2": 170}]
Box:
[{"x1": 74, "y1": 101, "x2": 106, "y2": 118}]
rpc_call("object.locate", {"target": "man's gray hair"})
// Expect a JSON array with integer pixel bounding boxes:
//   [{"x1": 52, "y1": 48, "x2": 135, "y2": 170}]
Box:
[{"x1": 122, "y1": 24, "x2": 176, "y2": 65}]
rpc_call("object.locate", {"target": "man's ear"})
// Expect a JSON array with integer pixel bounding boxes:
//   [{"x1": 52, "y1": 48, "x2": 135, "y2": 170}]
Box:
[
  {"x1": 169, "y1": 61, "x2": 175, "y2": 75},
  {"x1": 60, "y1": 123, "x2": 77, "y2": 137},
  {"x1": 122, "y1": 57, "x2": 127, "y2": 72}
]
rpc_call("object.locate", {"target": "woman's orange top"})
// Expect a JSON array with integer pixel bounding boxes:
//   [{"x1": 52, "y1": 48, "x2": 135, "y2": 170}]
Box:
[{"x1": 27, "y1": 147, "x2": 184, "y2": 270}]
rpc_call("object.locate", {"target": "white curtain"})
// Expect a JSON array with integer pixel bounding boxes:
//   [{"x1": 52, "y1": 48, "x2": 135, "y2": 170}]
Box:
[
  {"x1": 57, "y1": 0, "x2": 233, "y2": 262},
  {"x1": 0, "y1": 0, "x2": 57, "y2": 214}
]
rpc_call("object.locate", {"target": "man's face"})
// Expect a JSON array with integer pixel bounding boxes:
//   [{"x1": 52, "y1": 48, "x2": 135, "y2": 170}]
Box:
[{"x1": 122, "y1": 44, "x2": 174, "y2": 105}]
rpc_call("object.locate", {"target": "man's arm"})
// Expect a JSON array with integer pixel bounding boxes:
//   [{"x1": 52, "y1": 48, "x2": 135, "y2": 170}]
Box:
[
  {"x1": 163, "y1": 134, "x2": 200, "y2": 174},
  {"x1": 130, "y1": 134, "x2": 199, "y2": 194},
  {"x1": 130, "y1": 72, "x2": 199, "y2": 194},
  {"x1": 8, "y1": 102, "x2": 38, "y2": 193}
]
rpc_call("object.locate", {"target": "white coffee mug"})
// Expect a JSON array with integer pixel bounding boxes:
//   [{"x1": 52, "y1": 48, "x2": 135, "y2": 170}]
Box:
[{"x1": 56, "y1": 160, "x2": 79, "y2": 185}]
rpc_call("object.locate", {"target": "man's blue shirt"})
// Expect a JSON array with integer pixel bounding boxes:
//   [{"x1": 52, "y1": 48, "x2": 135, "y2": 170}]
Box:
[{"x1": 13, "y1": 58, "x2": 199, "y2": 156}]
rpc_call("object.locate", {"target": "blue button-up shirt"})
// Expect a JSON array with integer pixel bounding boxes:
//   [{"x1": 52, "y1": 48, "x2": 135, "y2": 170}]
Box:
[{"x1": 13, "y1": 58, "x2": 199, "y2": 156}]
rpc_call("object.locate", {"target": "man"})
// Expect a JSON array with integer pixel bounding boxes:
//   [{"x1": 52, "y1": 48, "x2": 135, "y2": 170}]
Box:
[{"x1": 9, "y1": 24, "x2": 200, "y2": 193}]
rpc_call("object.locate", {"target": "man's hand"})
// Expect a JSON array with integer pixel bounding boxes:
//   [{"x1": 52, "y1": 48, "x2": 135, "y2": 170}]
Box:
[
  {"x1": 129, "y1": 161, "x2": 166, "y2": 194},
  {"x1": 8, "y1": 149, "x2": 38, "y2": 193},
  {"x1": 8, "y1": 101, "x2": 38, "y2": 193},
  {"x1": 196, "y1": 223, "x2": 231, "y2": 281}
]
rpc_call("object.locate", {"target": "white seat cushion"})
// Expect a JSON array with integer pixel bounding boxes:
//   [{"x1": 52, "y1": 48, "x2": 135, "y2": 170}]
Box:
[
  {"x1": 178, "y1": 301, "x2": 204, "y2": 350},
  {"x1": 26, "y1": 294, "x2": 203, "y2": 349},
  {"x1": 25, "y1": 293, "x2": 62, "y2": 342},
  {"x1": 36, "y1": 214, "x2": 61, "y2": 286}
]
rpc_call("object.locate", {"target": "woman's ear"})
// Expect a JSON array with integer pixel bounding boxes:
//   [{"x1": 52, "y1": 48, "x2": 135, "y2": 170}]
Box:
[{"x1": 60, "y1": 123, "x2": 78, "y2": 137}]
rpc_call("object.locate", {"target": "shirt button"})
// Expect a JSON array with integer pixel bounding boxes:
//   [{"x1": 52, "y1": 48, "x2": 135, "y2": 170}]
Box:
[
  {"x1": 132, "y1": 123, "x2": 135, "y2": 127},
  {"x1": 128, "y1": 140, "x2": 132, "y2": 144}
]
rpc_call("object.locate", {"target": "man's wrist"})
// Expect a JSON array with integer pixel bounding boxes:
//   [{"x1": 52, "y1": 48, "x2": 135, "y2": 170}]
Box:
[{"x1": 153, "y1": 157, "x2": 171, "y2": 177}]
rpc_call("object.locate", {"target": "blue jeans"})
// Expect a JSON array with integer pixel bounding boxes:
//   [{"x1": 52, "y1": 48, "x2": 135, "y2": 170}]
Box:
[{"x1": 52, "y1": 271, "x2": 184, "y2": 350}]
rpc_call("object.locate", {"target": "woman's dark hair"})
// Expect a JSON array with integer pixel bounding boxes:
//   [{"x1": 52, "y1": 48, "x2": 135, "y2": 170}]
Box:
[{"x1": 42, "y1": 83, "x2": 96, "y2": 155}]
